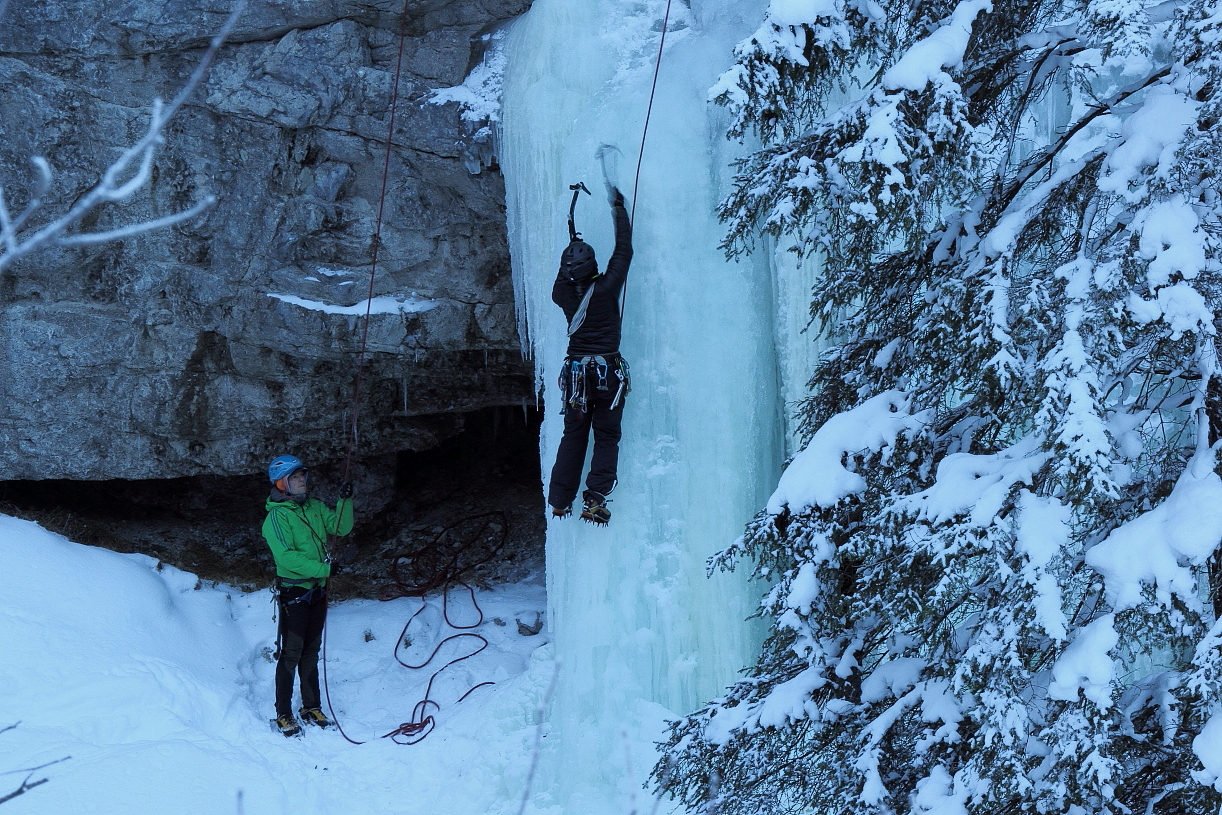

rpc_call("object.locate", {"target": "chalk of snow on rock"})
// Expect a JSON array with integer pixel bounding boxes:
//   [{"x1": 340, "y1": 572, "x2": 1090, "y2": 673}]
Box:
[{"x1": 268, "y1": 292, "x2": 438, "y2": 316}]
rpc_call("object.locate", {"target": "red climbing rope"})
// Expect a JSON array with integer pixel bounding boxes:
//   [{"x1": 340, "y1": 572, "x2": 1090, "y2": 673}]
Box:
[
  {"x1": 630, "y1": 0, "x2": 674, "y2": 225},
  {"x1": 341, "y1": 0, "x2": 414, "y2": 483},
  {"x1": 381, "y1": 584, "x2": 495, "y2": 744},
  {"x1": 320, "y1": 0, "x2": 674, "y2": 748},
  {"x1": 322, "y1": 0, "x2": 418, "y2": 746},
  {"x1": 322, "y1": 510, "x2": 511, "y2": 745},
  {"x1": 322, "y1": 583, "x2": 495, "y2": 746}
]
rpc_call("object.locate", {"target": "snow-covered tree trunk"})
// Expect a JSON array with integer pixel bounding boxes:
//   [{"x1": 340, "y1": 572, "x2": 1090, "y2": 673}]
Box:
[{"x1": 657, "y1": 0, "x2": 1222, "y2": 812}]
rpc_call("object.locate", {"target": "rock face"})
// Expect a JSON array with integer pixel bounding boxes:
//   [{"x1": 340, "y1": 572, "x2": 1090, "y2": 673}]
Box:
[{"x1": 0, "y1": 0, "x2": 534, "y2": 481}]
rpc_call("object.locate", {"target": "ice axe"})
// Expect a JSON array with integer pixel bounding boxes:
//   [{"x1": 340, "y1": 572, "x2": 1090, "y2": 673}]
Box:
[
  {"x1": 595, "y1": 143, "x2": 623, "y2": 202},
  {"x1": 567, "y1": 181, "x2": 590, "y2": 242}
]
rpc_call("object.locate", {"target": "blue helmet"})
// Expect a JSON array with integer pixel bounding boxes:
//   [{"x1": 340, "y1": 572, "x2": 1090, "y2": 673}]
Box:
[{"x1": 268, "y1": 455, "x2": 305, "y2": 484}]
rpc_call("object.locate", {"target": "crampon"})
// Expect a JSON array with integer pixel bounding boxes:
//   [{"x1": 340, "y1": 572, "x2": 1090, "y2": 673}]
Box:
[{"x1": 580, "y1": 490, "x2": 611, "y2": 525}]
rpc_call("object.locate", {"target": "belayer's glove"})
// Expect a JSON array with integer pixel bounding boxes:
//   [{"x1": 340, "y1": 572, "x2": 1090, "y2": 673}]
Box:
[
  {"x1": 339, "y1": 481, "x2": 353, "y2": 499},
  {"x1": 609, "y1": 186, "x2": 625, "y2": 209}
]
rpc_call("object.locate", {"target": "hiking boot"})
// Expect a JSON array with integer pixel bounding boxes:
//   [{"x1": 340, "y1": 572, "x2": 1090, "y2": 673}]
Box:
[
  {"x1": 551, "y1": 504, "x2": 572, "y2": 519},
  {"x1": 274, "y1": 713, "x2": 302, "y2": 737},
  {"x1": 580, "y1": 490, "x2": 611, "y2": 525},
  {"x1": 298, "y1": 707, "x2": 332, "y2": 728}
]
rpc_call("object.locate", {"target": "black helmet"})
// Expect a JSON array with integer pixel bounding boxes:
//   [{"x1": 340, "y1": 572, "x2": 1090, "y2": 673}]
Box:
[{"x1": 559, "y1": 239, "x2": 597, "y2": 283}]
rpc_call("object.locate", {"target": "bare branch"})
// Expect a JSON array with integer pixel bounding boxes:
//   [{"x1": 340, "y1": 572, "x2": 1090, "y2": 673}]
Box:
[
  {"x1": 0, "y1": 0, "x2": 247, "y2": 274},
  {"x1": 0, "y1": 756, "x2": 72, "y2": 777},
  {"x1": 0, "y1": 723, "x2": 68, "y2": 807},
  {"x1": 0, "y1": 774, "x2": 48, "y2": 806},
  {"x1": 10, "y1": 158, "x2": 52, "y2": 235},
  {"x1": 55, "y1": 195, "x2": 216, "y2": 247},
  {"x1": 0, "y1": 189, "x2": 15, "y2": 254}
]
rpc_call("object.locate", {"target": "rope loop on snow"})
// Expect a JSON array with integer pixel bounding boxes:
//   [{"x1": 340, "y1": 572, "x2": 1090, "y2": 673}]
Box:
[
  {"x1": 381, "y1": 584, "x2": 495, "y2": 744},
  {"x1": 322, "y1": 510, "x2": 511, "y2": 746}
]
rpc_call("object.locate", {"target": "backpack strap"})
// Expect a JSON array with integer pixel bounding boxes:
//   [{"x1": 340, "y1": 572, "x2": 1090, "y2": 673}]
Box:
[{"x1": 567, "y1": 281, "x2": 597, "y2": 337}]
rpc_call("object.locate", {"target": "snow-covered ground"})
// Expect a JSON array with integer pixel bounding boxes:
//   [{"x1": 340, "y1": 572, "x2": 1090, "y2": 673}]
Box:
[{"x1": 0, "y1": 514, "x2": 555, "y2": 815}]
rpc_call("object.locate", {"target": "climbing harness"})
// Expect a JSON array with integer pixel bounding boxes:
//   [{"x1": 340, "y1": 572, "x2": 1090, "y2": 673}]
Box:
[
  {"x1": 558, "y1": 355, "x2": 631, "y2": 414},
  {"x1": 282, "y1": 584, "x2": 326, "y2": 607}
]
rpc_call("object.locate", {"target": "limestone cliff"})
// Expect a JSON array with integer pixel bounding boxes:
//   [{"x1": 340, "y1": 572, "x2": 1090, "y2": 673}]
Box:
[{"x1": 0, "y1": 0, "x2": 534, "y2": 481}]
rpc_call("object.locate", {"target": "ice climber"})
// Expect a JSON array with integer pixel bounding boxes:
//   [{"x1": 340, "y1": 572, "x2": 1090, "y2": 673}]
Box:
[
  {"x1": 262, "y1": 454, "x2": 354, "y2": 737},
  {"x1": 548, "y1": 184, "x2": 632, "y2": 525}
]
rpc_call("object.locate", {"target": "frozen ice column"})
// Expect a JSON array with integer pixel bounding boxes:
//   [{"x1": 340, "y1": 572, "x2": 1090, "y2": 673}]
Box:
[{"x1": 502, "y1": 0, "x2": 777, "y2": 810}]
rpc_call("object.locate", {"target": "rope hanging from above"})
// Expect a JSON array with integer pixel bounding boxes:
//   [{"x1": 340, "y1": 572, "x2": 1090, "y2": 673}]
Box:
[
  {"x1": 630, "y1": 0, "x2": 675, "y2": 226},
  {"x1": 342, "y1": 0, "x2": 414, "y2": 482}
]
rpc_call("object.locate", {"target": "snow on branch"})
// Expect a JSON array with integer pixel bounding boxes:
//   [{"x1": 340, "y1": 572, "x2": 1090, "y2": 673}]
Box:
[
  {"x1": 766, "y1": 390, "x2": 929, "y2": 515},
  {"x1": 0, "y1": 0, "x2": 247, "y2": 274}
]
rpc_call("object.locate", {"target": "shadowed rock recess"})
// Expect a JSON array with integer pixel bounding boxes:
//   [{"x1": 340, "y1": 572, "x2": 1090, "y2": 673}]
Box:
[{"x1": 0, "y1": 0, "x2": 543, "y2": 586}]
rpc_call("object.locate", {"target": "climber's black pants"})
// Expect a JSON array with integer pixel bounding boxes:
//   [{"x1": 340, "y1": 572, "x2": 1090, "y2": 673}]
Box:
[
  {"x1": 549, "y1": 370, "x2": 625, "y2": 510},
  {"x1": 275, "y1": 584, "x2": 327, "y2": 717}
]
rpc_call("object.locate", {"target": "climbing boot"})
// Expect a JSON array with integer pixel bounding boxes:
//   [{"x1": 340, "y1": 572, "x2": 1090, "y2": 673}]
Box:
[
  {"x1": 551, "y1": 504, "x2": 572, "y2": 519},
  {"x1": 580, "y1": 490, "x2": 611, "y2": 525},
  {"x1": 274, "y1": 713, "x2": 302, "y2": 737},
  {"x1": 299, "y1": 707, "x2": 332, "y2": 728}
]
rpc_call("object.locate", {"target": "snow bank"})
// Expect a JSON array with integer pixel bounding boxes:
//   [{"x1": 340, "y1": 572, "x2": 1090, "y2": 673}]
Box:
[{"x1": 0, "y1": 514, "x2": 552, "y2": 815}]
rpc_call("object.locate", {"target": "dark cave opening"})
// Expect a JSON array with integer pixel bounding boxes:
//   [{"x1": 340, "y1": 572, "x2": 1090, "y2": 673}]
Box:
[{"x1": 0, "y1": 405, "x2": 545, "y2": 598}]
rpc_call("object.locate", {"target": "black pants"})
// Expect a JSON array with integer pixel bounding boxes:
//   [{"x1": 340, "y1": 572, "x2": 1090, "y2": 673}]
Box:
[
  {"x1": 275, "y1": 584, "x2": 327, "y2": 717},
  {"x1": 549, "y1": 364, "x2": 625, "y2": 510}
]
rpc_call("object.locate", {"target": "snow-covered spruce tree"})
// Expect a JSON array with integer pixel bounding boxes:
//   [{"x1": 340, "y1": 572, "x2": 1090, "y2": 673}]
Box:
[{"x1": 656, "y1": 0, "x2": 1222, "y2": 813}]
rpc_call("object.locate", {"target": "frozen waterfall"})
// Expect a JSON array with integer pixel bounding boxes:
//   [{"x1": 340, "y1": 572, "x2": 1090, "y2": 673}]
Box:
[{"x1": 500, "y1": 0, "x2": 813, "y2": 809}]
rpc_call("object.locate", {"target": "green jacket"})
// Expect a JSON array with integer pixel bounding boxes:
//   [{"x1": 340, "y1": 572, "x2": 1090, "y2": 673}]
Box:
[{"x1": 262, "y1": 494, "x2": 354, "y2": 588}]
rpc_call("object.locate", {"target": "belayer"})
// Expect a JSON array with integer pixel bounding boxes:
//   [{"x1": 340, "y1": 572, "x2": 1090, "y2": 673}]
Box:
[
  {"x1": 548, "y1": 182, "x2": 632, "y2": 525},
  {"x1": 262, "y1": 454, "x2": 354, "y2": 737}
]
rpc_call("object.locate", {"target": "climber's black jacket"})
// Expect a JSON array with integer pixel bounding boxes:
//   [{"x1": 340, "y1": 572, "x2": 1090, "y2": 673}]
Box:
[{"x1": 552, "y1": 202, "x2": 633, "y2": 357}]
